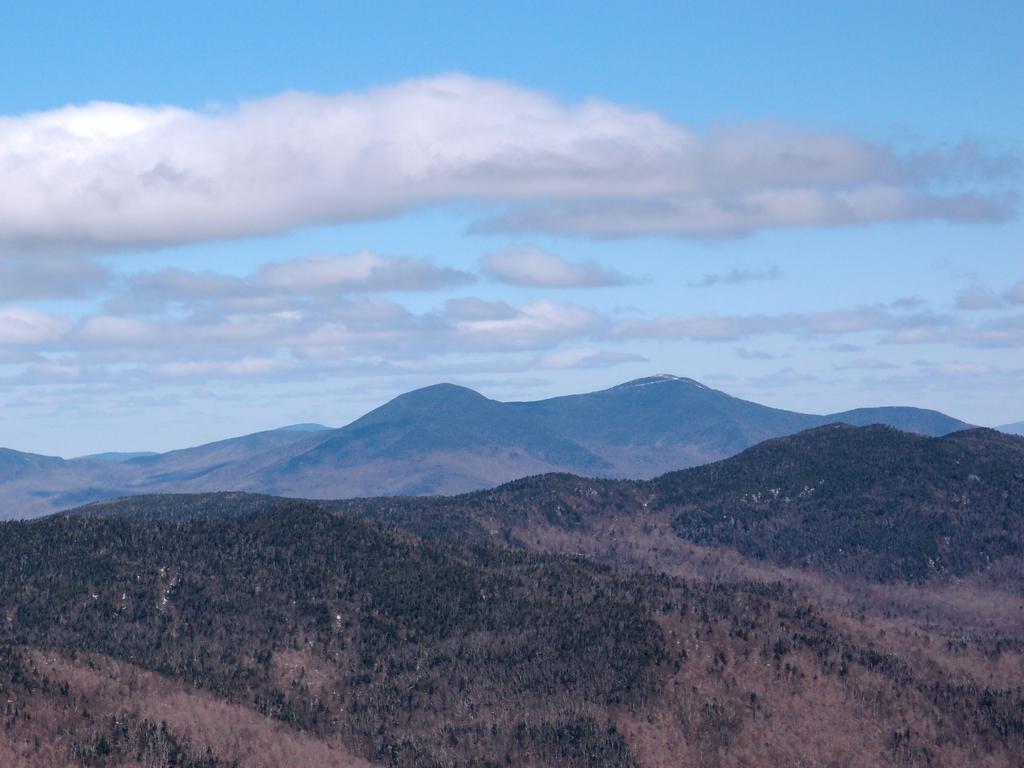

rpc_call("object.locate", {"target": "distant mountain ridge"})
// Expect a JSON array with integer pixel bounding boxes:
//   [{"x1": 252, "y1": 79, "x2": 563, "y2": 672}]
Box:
[
  {"x1": 73, "y1": 423, "x2": 1024, "y2": 586},
  {"x1": 77, "y1": 451, "x2": 160, "y2": 463},
  {"x1": 0, "y1": 375, "x2": 971, "y2": 519},
  {"x1": 1000, "y1": 421, "x2": 1024, "y2": 436},
  {"x1": 39, "y1": 426, "x2": 1024, "y2": 768}
]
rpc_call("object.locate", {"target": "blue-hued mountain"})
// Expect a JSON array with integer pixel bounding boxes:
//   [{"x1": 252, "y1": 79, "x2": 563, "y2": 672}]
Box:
[
  {"x1": 76, "y1": 451, "x2": 161, "y2": 463},
  {"x1": 0, "y1": 375, "x2": 971, "y2": 519},
  {"x1": 272, "y1": 422, "x2": 333, "y2": 433},
  {"x1": 75, "y1": 424, "x2": 1024, "y2": 586},
  {"x1": 1000, "y1": 421, "x2": 1024, "y2": 436}
]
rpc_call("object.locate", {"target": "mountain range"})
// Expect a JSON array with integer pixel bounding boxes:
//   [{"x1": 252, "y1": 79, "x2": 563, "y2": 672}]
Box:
[
  {"x1": 81, "y1": 423, "x2": 1022, "y2": 587},
  {"x1": 6, "y1": 422, "x2": 1022, "y2": 767},
  {"x1": 1000, "y1": 420, "x2": 1024, "y2": 436},
  {"x1": 0, "y1": 375, "x2": 973, "y2": 519}
]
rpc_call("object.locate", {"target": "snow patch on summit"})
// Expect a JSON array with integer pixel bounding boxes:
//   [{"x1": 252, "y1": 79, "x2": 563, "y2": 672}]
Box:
[{"x1": 614, "y1": 374, "x2": 709, "y2": 390}]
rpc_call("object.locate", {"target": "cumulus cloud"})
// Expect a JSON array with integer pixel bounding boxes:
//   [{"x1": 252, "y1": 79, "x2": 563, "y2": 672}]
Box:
[
  {"x1": 79, "y1": 315, "x2": 159, "y2": 344},
  {"x1": 0, "y1": 74, "x2": 1014, "y2": 252},
  {"x1": 614, "y1": 301, "x2": 1024, "y2": 350},
  {"x1": 735, "y1": 347, "x2": 779, "y2": 360},
  {"x1": 956, "y1": 287, "x2": 1001, "y2": 310},
  {"x1": 446, "y1": 298, "x2": 601, "y2": 351},
  {"x1": 22, "y1": 360, "x2": 84, "y2": 381},
  {"x1": 615, "y1": 306, "x2": 950, "y2": 342},
  {"x1": 472, "y1": 186, "x2": 1014, "y2": 238},
  {"x1": 0, "y1": 256, "x2": 112, "y2": 299},
  {"x1": 827, "y1": 343, "x2": 864, "y2": 352},
  {"x1": 255, "y1": 252, "x2": 474, "y2": 293},
  {"x1": 127, "y1": 269, "x2": 248, "y2": 302},
  {"x1": 957, "y1": 313, "x2": 1024, "y2": 347},
  {"x1": 0, "y1": 307, "x2": 70, "y2": 345},
  {"x1": 537, "y1": 347, "x2": 647, "y2": 369},
  {"x1": 115, "y1": 252, "x2": 474, "y2": 315},
  {"x1": 833, "y1": 358, "x2": 899, "y2": 371},
  {"x1": 39, "y1": 285, "x2": 604, "y2": 381},
  {"x1": 151, "y1": 357, "x2": 297, "y2": 380},
  {"x1": 691, "y1": 265, "x2": 781, "y2": 288},
  {"x1": 955, "y1": 278, "x2": 1024, "y2": 310},
  {"x1": 481, "y1": 245, "x2": 627, "y2": 287},
  {"x1": 4, "y1": 242, "x2": 1023, "y2": 406},
  {"x1": 846, "y1": 360, "x2": 1024, "y2": 402}
]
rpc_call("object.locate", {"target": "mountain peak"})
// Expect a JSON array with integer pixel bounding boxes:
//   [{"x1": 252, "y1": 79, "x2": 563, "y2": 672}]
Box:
[
  {"x1": 352, "y1": 382, "x2": 494, "y2": 425},
  {"x1": 274, "y1": 423, "x2": 332, "y2": 433},
  {"x1": 400, "y1": 382, "x2": 490, "y2": 402},
  {"x1": 611, "y1": 374, "x2": 707, "y2": 391}
]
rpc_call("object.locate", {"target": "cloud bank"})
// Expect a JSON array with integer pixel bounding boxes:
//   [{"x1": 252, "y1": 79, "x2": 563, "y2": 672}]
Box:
[
  {"x1": 956, "y1": 278, "x2": 1024, "y2": 311},
  {"x1": 0, "y1": 74, "x2": 1015, "y2": 252},
  {"x1": 481, "y1": 245, "x2": 627, "y2": 287},
  {"x1": 0, "y1": 257, "x2": 112, "y2": 300}
]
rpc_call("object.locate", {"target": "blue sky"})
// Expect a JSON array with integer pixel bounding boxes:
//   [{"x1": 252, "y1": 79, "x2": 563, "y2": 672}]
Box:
[{"x1": 0, "y1": 1, "x2": 1021, "y2": 455}]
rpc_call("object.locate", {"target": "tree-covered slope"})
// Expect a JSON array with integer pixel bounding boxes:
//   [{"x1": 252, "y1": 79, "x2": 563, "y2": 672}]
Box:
[
  {"x1": 659, "y1": 425, "x2": 1024, "y2": 582},
  {"x1": 2, "y1": 505, "x2": 1022, "y2": 767},
  {"x1": 73, "y1": 425, "x2": 1024, "y2": 586}
]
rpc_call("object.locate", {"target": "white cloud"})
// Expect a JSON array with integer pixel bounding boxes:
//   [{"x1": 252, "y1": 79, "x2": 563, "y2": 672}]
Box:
[
  {"x1": 957, "y1": 313, "x2": 1024, "y2": 347},
  {"x1": 127, "y1": 269, "x2": 248, "y2": 301},
  {"x1": 41, "y1": 288, "x2": 606, "y2": 379},
  {"x1": 78, "y1": 315, "x2": 158, "y2": 344},
  {"x1": 615, "y1": 306, "x2": 950, "y2": 341},
  {"x1": 22, "y1": 360, "x2": 83, "y2": 381},
  {"x1": 934, "y1": 361, "x2": 994, "y2": 376},
  {"x1": 955, "y1": 278, "x2": 1024, "y2": 311},
  {"x1": 472, "y1": 185, "x2": 1013, "y2": 238},
  {"x1": 481, "y1": 245, "x2": 627, "y2": 287},
  {"x1": 833, "y1": 358, "x2": 899, "y2": 371},
  {"x1": 0, "y1": 307, "x2": 70, "y2": 345},
  {"x1": 956, "y1": 287, "x2": 998, "y2": 311},
  {"x1": 0, "y1": 256, "x2": 111, "y2": 299},
  {"x1": 736, "y1": 347, "x2": 779, "y2": 360},
  {"x1": 0, "y1": 74, "x2": 1013, "y2": 252},
  {"x1": 255, "y1": 251, "x2": 474, "y2": 293},
  {"x1": 120, "y1": 252, "x2": 473, "y2": 312},
  {"x1": 537, "y1": 347, "x2": 646, "y2": 369},
  {"x1": 840, "y1": 359, "x2": 1024, "y2": 404},
  {"x1": 1006, "y1": 280, "x2": 1024, "y2": 304},
  {"x1": 448, "y1": 299, "x2": 601, "y2": 351},
  {"x1": 151, "y1": 357, "x2": 297, "y2": 379}
]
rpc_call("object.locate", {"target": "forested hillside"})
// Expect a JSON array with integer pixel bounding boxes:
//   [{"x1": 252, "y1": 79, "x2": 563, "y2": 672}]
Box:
[
  {"x1": 659, "y1": 425, "x2": 1024, "y2": 582},
  {"x1": 312, "y1": 425, "x2": 1024, "y2": 587},
  {"x1": 74, "y1": 425, "x2": 1024, "y2": 596},
  {"x1": 2, "y1": 505, "x2": 1023, "y2": 767}
]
